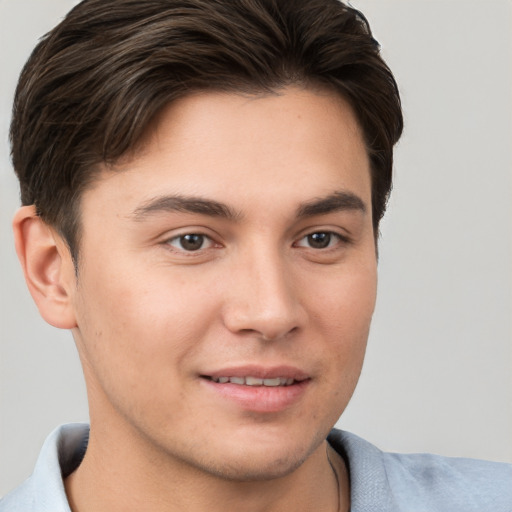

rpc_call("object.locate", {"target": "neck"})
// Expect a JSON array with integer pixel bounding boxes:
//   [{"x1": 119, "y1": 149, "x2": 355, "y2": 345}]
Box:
[{"x1": 65, "y1": 419, "x2": 349, "y2": 512}]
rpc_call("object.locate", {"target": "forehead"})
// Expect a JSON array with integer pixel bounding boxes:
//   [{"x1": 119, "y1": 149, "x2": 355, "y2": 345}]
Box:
[{"x1": 84, "y1": 87, "x2": 371, "y2": 219}]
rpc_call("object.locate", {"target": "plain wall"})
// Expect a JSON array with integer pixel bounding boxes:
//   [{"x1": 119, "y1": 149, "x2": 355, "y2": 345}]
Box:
[{"x1": 1, "y1": 0, "x2": 511, "y2": 497}]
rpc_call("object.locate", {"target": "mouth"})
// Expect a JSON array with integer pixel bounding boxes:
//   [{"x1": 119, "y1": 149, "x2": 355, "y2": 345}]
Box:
[
  {"x1": 199, "y1": 367, "x2": 311, "y2": 412},
  {"x1": 202, "y1": 376, "x2": 302, "y2": 387}
]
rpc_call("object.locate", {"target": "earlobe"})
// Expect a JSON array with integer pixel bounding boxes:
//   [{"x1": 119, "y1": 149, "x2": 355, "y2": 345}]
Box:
[{"x1": 13, "y1": 206, "x2": 78, "y2": 329}]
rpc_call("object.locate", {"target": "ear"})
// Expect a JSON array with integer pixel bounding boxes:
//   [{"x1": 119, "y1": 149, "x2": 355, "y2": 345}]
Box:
[{"x1": 13, "y1": 206, "x2": 78, "y2": 329}]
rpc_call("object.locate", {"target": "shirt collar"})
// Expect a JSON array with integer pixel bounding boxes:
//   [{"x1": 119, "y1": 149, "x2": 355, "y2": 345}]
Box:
[
  {"x1": 24, "y1": 423, "x2": 88, "y2": 512},
  {"x1": 328, "y1": 429, "x2": 398, "y2": 512}
]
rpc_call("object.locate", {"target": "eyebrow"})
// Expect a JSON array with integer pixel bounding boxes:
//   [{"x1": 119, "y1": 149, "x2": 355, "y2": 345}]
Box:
[
  {"x1": 296, "y1": 191, "x2": 367, "y2": 218},
  {"x1": 131, "y1": 190, "x2": 366, "y2": 222},
  {"x1": 131, "y1": 195, "x2": 241, "y2": 221}
]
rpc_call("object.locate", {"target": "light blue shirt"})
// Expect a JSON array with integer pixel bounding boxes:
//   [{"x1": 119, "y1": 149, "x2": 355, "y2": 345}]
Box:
[{"x1": 1, "y1": 423, "x2": 511, "y2": 511}]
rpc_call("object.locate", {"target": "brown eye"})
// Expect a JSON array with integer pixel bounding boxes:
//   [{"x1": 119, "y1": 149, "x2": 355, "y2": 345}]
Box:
[
  {"x1": 295, "y1": 231, "x2": 347, "y2": 250},
  {"x1": 307, "y1": 232, "x2": 332, "y2": 249},
  {"x1": 168, "y1": 234, "x2": 211, "y2": 252},
  {"x1": 180, "y1": 234, "x2": 204, "y2": 251}
]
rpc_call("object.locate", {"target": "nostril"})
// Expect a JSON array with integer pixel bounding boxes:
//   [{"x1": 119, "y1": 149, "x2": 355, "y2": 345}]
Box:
[
  {"x1": 261, "y1": 325, "x2": 300, "y2": 341},
  {"x1": 221, "y1": 282, "x2": 304, "y2": 339}
]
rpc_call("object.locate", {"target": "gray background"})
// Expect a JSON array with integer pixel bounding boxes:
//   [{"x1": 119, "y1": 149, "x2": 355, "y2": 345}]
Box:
[{"x1": 1, "y1": 0, "x2": 511, "y2": 497}]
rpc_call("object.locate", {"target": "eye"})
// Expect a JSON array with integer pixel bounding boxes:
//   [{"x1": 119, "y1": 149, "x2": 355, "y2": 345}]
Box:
[
  {"x1": 167, "y1": 233, "x2": 214, "y2": 252},
  {"x1": 295, "y1": 231, "x2": 343, "y2": 249}
]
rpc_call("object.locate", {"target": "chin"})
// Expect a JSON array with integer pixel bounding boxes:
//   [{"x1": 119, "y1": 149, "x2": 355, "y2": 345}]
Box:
[
  {"x1": 198, "y1": 451, "x2": 308, "y2": 482},
  {"x1": 190, "y1": 429, "x2": 325, "y2": 483}
]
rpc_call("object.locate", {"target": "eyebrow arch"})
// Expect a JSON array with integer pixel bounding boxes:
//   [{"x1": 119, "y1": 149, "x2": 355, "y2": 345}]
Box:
[
  {"x1": 131, "y1": 195, "x2": 241, "y2": 221},
  {"x1": 296, "y1": 191, "x2": 367, "y2": 218}
]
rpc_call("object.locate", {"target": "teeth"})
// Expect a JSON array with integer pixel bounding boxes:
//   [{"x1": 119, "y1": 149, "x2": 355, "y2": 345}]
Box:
[
  {"x1": 263, "y1": 378, "x2": 282, "y2": 387},
  {"x1": 246, "y1": 377, "x2": 263, "y2": 386},
  {"x1": 210, "y1": 376, "x2": 297, "y2": 386}
]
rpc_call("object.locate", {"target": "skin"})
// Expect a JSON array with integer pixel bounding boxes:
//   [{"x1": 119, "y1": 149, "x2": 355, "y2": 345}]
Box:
[{"x1": 14, "y1": 86, "x2": 376, "y2": 512}]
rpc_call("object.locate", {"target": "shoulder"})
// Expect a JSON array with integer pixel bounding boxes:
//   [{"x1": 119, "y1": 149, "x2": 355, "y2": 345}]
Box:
[
  {"x1": 0, "y1": 479, "x2": 34, "y2": 512},
  {"x1": 382, "y1": 448, "x2": 512, "y2": 511},
  {"x1": 0, "y1": 423, "x2": 89, "y2": 512},
  {"x1": 328, "y1": 429, "x2": 512, "y2": 512}
]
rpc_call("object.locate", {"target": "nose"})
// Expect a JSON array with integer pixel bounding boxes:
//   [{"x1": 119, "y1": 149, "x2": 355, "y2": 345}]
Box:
[{"x1": 222, "y1": 246, "x2": 304, "y2": 341}]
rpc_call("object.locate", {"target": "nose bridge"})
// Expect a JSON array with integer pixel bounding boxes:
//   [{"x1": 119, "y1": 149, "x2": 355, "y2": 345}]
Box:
[{"x1": 223, "y1": 240, "x2": 302, "y2": 340}]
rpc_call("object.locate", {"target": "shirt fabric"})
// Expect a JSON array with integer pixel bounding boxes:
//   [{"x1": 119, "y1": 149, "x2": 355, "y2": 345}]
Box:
[{"x1": 1, "y1": 423, "x2": 511, "y2": 511}]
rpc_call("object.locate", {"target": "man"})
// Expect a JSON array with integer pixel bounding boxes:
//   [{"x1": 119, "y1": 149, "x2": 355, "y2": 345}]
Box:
[{"x1": 1, "y1": 1, "x2": 511, "y2": 511}]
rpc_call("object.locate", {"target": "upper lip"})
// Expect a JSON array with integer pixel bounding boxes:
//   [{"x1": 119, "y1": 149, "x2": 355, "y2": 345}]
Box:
[{"x1": 201, "y1": 365, "x2": 310, "y2": 381}]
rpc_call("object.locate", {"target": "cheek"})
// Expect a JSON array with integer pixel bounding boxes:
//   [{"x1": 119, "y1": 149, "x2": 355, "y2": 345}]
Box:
[
  {"x1": 71, "y1": 261, "x2": 219, "y2": 392},
  {"x1": 309, "y1": 261, "x2": 377, "y2": 335},
  {"x1": 71, "y1": 270, "x2": 221, "y2": 431},
  {"x1": 306, "y1": 263, "x2": 376, "y2": 381}
]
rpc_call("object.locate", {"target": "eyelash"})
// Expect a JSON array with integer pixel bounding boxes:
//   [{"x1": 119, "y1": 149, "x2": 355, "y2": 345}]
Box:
[
  {"x1": 294, "y1": 231, "x2": 349, "y2": 250},
  {"x1": 166, "y1": 233, "x2": 217, "y2": 252},
  {"x1": 165, "y1": 230, "x2": 349, "y2": 254}
]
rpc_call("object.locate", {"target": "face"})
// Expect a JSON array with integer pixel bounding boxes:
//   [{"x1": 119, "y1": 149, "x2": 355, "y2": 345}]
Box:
[{"x1": 69, "y1": 87, "x2": 377, "y2": 480}]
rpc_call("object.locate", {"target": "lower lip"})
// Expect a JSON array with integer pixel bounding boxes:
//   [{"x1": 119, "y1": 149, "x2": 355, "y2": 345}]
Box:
[{"x1": 201, "y1": 379, "x2": 310, "y2": 413}]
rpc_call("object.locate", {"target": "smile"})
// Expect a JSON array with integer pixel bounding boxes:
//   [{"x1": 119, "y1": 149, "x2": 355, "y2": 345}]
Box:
[
  {"x1": 200, "y1": 369, "x2": 311, "y2": 412},
  {"x1": 207, "y1": 376, "x2": 298, "y2": 386}
]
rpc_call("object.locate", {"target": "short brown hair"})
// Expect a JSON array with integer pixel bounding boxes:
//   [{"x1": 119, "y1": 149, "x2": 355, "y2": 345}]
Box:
[{"x1": 11, "y1": 0, "x2": 403, "y2": 261}]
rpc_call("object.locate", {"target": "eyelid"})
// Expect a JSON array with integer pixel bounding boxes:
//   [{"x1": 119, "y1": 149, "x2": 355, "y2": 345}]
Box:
[
  {"x1": 161, "y1": 227, "x2": 223, "y2": 254},
  {"x1": 167, "y1": 233, "x2": 215, "y2": 251},
  {"x1": 293, "y1": 229, "x2": 352, "y2": 249}
]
